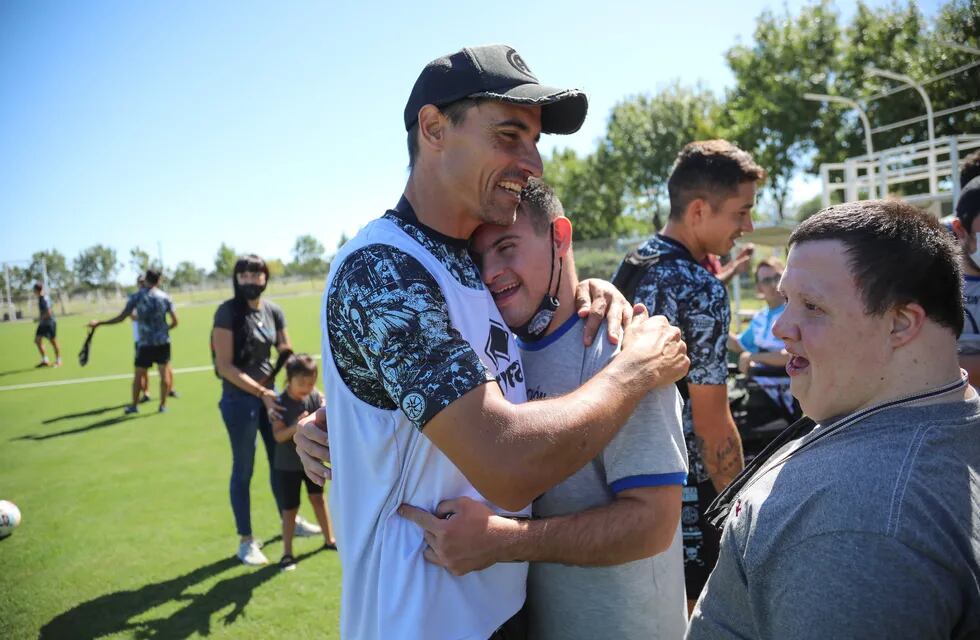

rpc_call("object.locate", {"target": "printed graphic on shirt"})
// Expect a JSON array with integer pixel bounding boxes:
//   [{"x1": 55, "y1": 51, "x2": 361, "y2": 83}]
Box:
[
  {"x1": 632, "y1": 236, "x2": 729, "y2": 386},
  {"x1": 123, "y1": 289, "x2": 173, "y2": 346},
  {"x1": 485, "y1": 319, "x2": 524, "y2": 393},
  {"x1": 383, "y1": 211, "x2": 485, "y2": 290},
  {"x1": 327, "y1": 243, "x2": 495, "y2": 429}
]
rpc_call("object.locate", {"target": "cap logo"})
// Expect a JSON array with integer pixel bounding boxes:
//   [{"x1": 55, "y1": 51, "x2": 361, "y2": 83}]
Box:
[{"x1": 506, "y1": 48, "x2": 534, "y2": 79}]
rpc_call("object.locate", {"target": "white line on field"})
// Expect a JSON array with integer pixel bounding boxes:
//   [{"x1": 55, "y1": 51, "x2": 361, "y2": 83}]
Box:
[{"x1": 0, "y1": 355, "x2": 321, "y2": 392}]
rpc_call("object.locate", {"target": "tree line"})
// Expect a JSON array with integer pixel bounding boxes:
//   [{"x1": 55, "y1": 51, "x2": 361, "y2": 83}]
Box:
[
  {"x1": 1, "y1": 234, "x2": 333, "y2": 297},
  {"x1": 548, "y1": 0, "x2": 978, "y2": 240}
]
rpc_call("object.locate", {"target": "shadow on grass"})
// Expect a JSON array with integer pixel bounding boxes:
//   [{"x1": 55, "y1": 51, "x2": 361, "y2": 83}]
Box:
[
  {"x1": 12, "y1": 414, "x2": 150, "y2": 441},
  {"x1": 43, "y1": 404, "x2": 130, "y2": 424},
  {"x1": 40, "y1": 536, "x2": 326, "y2": 639},
  {"x1": 0, "y1": 367, "x2": 40, "y2": 378}
]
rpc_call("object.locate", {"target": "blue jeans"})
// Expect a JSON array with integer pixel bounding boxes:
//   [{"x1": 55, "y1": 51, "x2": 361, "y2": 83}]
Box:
[{"x1": 219, "y1": 388, "x2": 283, "y2": 537}]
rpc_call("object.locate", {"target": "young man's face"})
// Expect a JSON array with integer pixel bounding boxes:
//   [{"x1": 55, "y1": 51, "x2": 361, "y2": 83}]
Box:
[
  {"x1": 471, "y1": 209, "x2": 555, "y2": 329},
  {"x1": 699, "y1": 181, "x2": 756, "y2": 256},
  {"x1": 440, "y1": 101, "x2": 544, "y2": 228},
  {"x1": 773, "y1": 240, "x2": 893, "y2": 421},
  {"x1": 755, "y1": 264, "x2": 782, "y2": 301}
]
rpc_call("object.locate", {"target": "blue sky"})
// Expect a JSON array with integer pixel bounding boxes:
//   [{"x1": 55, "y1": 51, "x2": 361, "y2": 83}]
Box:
[{"x1": 0, "y1": 0, "x2": 944, "y2": 278}]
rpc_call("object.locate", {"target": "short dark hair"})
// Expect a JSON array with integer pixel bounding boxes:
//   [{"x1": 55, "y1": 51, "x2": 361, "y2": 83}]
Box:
[
  {"x1": 285, "y1": 353, "x2": 318, "y2": 380},
  {"x1": 961, "y1": 150, "x2": 980, "y2": 188},
  {"x1": 667, "y1": 140, "x2": 766, "y2": 221},
  {"x1": 519, "y1": 178, "x2": 563, "y2": 235},
  {"x1": 144, "y1": 269, "x2": 161, "y2": 285},
  {"x1": 406, "y1": 98, "x2": 487, "y2": 169},
  {"x1": 33, "y1": 282, "x2": 43, "y2": 292},
  {"x1": 789, "y1": 200, "x2": 963, "y2": 335}
]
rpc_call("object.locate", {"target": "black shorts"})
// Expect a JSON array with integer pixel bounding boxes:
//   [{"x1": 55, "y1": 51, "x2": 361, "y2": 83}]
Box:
[
  {"x1": 135, "y1": 343, "x2": 171, "y2": 368},
  {"x1": 277, "y1": 469, "x2": 323, "y2": 511},
  {"x1": 36, "y1": 322, "x2": 56, "y2": 340},
  {"x1": 682, "y1": 478, "x2": 721, "y2": 600}
]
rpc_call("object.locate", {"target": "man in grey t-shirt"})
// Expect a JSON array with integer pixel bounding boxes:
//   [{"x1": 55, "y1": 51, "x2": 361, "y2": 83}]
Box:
[
  {"x1": 400, "y1": 179, "x2": 689, "y2": 639},
  {"x1": 688, "y1": 200, "x2": 980, "y2": 638}
]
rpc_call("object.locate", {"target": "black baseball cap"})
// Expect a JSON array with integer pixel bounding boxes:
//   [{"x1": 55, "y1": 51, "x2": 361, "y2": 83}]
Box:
[
  {"x1": 957, "y1": 176, "x2": 980, "y2": 227},
  {"x1": 404, "y1": 45, "x2": 588, "y2": 135}
]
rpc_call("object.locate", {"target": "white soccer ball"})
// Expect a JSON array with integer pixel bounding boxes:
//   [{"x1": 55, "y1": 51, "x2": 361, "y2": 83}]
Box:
[{"x1": 0, "y1": 500, "x2": 21, "y2": 538}]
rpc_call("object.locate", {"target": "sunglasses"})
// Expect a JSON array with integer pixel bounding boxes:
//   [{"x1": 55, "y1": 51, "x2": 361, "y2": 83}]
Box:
[{"x1": 757, "y1": 274, "x2": 782, "y2": 286}]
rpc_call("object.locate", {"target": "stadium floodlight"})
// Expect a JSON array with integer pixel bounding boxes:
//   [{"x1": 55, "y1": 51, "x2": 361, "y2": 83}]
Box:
[
  {"x1": 805, "y1": 92, "x2": 877, "y2": 199},
  {"x1": 804, "y1": 93, "x2": 874, "y2": 159},
  {"x1": 866, "y1": 66, "x2": 937, "y2": 195}
]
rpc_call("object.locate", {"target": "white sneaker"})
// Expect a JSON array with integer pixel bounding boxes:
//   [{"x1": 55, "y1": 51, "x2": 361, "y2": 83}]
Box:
[
  {"x1": 237, "y1": 540, "x2": 269, "y2": 566},
  {"x1": 294, "y1": 516, "x2": 322, "y2": 537}
]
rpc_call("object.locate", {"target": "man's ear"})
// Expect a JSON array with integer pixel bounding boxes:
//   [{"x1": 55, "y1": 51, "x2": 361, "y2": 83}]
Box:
[
  {"x1": 686, "y1": 198, "x2": 707, "y2": 227},
  {"x1": 553, "y1": 216, "x2": 573, "y2": 258},
  {"x1": 951, "y1": 218, "x2": 968, "y2": 242},
  {"x1": 890, "y1": 302, "x2": 927, "y2": 349},
  {"x1": 417, "y1": 104, "x2": 447, "y2": 154}
]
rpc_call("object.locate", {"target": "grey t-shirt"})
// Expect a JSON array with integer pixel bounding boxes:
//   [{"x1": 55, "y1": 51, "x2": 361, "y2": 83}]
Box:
[
  {"x1": 37, "y1": 294, "x2": 55, "y2": 326},
  {"x1": 274, "y1": 388, "x2": 322, "y2": 472},
  {"x1": 520, "y1": 316, "x2": 689, "y2": 640},
  {"x1": 213, "y1": 299, "x2": 286, "y2": 394},
  {"x1": 688, "y1": 395, "x2": 980, "y2": 639},
  {"x1": 123, "y1": 287, "x2": 173, "y2": 347}
]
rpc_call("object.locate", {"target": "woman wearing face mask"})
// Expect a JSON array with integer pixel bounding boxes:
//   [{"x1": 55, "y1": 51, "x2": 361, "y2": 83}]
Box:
[{"x1": 212, "y1": 254, "x2": 320, "y2": 565}]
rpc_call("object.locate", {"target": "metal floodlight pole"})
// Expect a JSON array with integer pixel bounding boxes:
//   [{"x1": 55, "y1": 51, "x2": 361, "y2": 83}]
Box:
[
  {"x1": 938, "y1": 41, "x2": 980, "y2": 57},
  {"x1": 805, "y1": 92, "x2": 876, "y2": 199},
  {"x1": 3, "y1": 263, "x2": 13, "y2": 320},
  {"x1": 866, "y1": 67, "x2": 937, "y2": 196},
  {"x1": 804, "y1": 93, "x2": 874, "y2": 158}
]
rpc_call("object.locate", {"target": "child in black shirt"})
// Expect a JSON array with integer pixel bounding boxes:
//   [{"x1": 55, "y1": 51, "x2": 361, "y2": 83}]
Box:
[{"x1": 272, "y1": 354, "x2": 337, "y2": 570}]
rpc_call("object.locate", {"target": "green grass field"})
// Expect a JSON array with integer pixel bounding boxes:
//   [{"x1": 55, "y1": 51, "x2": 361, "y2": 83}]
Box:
[
  {"x1": 0, "y1": 292, "x2": 342, "y2": 639},
  {"x1": 0, "y1": 285, "x2": 765, "y2": 638}
]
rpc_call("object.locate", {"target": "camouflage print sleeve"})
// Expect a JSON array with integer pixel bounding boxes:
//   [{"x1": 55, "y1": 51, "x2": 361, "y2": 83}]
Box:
[
  {"x1": 634, "y1": 261, "x2": 729, "y2": 386},
  {"x1": 677, "y1": 275, "x2": 730, "y2": 386},
  {"x1": 326, "y1": 244, "x2": 495, "y2": 430}
]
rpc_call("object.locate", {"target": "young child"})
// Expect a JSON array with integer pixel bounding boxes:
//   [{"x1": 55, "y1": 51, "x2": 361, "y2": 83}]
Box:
[{"x1": 271, "y1": 354, "x2": 337, "y2": 571}]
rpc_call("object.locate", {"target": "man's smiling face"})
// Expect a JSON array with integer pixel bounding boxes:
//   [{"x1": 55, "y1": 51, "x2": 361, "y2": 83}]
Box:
[{"x1": 440, "y1": 101, "x2": 544, "y2": 228}]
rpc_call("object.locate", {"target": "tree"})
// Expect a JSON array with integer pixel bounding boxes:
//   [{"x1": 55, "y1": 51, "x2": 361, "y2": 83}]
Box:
[
  {"x1": 27, "y1": 249, "x2": 72, "y2": 292},
  {"x1": 73, "y1": 245, "x2": 119, "y2": 289},
  {"x1": 603, "y1": 83, "x2": 721, "y2": 226},
  {"x1": 543, "y1": 148, "x2": 627, "y2": 240},
  {"x1": 722, "y1": 0, "x2": 841, "y2": 217},
  {"x1": 170, "y1": 261, "x2": 205, "y2": 287},
  {"x1": 129, "y1": 246, "x2": 158, "y2": 277},
  {"x1": 290, "y1": 234, "x2": 327, "y2": 277},
  {"x1": 266, "y1": 258, "x2": 287, "y2": 278},
  {"x1": 214, "y1": 243, "x2": 237, "y2": 278}
]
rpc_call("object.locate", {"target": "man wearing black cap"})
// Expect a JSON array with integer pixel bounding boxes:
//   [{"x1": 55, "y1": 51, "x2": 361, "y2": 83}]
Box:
[
  {"x1": 952, "y1": 176, "x2": 980, "y2": 386},
  {"x1": 300, "y1": 45, "x2": 688, "y2": 640}
]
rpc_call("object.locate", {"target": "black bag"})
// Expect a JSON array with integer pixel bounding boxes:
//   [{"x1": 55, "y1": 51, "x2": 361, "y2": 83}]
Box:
[{"x1": 78, "y1": 327, "x2": 95, "y2": 367}]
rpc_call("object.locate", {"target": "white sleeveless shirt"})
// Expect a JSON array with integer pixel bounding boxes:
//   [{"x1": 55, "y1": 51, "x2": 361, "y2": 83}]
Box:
[{"x1": 321, "y1": 216, "x2": 529, "y2": 640}]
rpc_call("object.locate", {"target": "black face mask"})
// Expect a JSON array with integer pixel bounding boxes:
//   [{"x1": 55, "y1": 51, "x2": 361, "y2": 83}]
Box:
[
  {"x1": 238, "y1": 283, "x2": 266, "y2": 301},
  {"x1": 512, "y1": 225, "x2": 562, "y2": 342}
]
